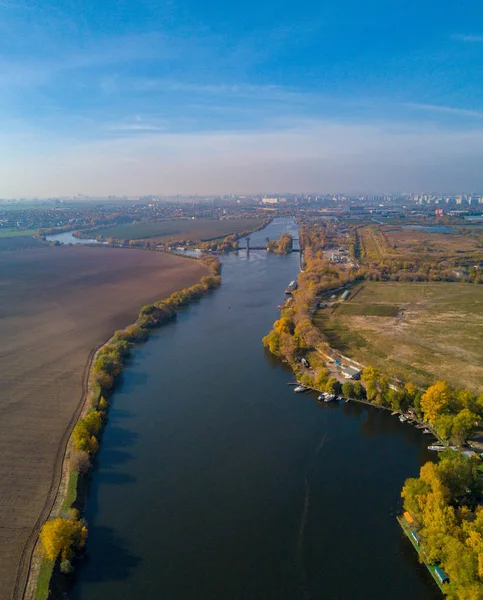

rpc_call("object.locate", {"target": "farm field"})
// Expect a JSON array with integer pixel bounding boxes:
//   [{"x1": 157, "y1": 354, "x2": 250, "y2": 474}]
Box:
[
  {"x1": 0, "y1": 228, "x2": 39, "y2": 237},
  {"x1": 91, "y1": 218, "x2": 266, "y2": 243},
  {"x1": 0, "y1": 235, "x2": 46, "y2": 251},
  {"x1": 313, "y1": 281, "x2": 483, "y2": 392},
  {"x1": 0, "y1": 246, "x2": 208, "y2": 600}
]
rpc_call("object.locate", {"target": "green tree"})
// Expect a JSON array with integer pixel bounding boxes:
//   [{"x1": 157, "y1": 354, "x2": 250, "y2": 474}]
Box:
[
  {"x1": 341, "y1": 381, "x2": 354, "y2": 398},
  {"x1": 352, "y1": 381, "x2": 365, "y2": 399},
  {"x1": 438, "y1": 450, "x2": 480, "y2": 500},
  {"x1": 457, "y1": 389, "x2": 476, "y2": 411},
  {"x1": 435, "y1": 414, "x2": 454, "y2": 441},
  {"x1": 326, "y1": 378, "x2": 341, "y2": 395},
  {"x1": 452, "y1": 409, "x2": 479, "y2": 444}
]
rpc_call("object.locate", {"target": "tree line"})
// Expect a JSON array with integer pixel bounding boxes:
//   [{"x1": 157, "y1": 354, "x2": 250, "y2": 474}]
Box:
[{"x1": 37, "y1": 255, "x2": 221, "y2": 585}]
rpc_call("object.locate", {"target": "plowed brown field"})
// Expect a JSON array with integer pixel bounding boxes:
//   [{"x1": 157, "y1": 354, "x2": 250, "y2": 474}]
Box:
[{"x1": 0, "y1": 246, "x2": 208, "y2": 600}]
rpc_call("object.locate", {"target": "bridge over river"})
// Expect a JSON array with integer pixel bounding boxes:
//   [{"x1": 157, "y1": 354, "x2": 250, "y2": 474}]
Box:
[{"x1": 238, "y1": 245, "x2": 300, "y2": 252}]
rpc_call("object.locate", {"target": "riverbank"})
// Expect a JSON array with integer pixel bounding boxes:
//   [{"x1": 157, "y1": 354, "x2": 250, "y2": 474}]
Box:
[
  {"x1": 67, "y1": 233, "x2": 439, "y2": 600},
  {"x1": 0, "y1": 247, "x2": 211, "y2": 600},
  {"x1": 25, "y1": 253, "x2": 221, "y2": 600},
  {"x1": 396, "y1": 516, "x2": 447, "y2": 594}
]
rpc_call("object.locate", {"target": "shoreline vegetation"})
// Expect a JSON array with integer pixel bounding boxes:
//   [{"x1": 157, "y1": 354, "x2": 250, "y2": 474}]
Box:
[
  {"x1": 31, "y1": 253, "x2": 221, "y2": 600},
  {"x1": 266, "y1": 233, "x2": 294, "y2": 254},
  {"x1": 400, "y1": 450, "x2": 483, "y2": 599},
  {"x1": 263, "y1": 222, "x2": 483, "y2": 597},
  {"x1": 65, "y1": 217, "x2": 272, "y2": 251}
]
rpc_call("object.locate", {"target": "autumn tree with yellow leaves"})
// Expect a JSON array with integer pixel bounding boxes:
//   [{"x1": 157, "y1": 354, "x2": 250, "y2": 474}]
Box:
[
  {"x1": 40, "y1": 514, "x2": 87, "y2": 563},
  {"x1": 421, "y1": 381, "x2": 453, "y2": 426},
  {"x1": 402, "y1": 451, "x2": 483, "y2": 599}
]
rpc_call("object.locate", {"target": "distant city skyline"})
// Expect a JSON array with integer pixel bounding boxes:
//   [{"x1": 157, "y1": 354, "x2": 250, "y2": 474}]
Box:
[{"x1": 1, "y1": 0, "x2": 483, "y2": 195}]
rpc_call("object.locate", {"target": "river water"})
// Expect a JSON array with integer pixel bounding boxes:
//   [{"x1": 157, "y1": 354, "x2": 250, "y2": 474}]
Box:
[
  {"x1": 70, "y1": 218, "x2": 439, "y2": 600},
  {"x1": 45, "y1": 231, "x2": 106, "y2": 245}
]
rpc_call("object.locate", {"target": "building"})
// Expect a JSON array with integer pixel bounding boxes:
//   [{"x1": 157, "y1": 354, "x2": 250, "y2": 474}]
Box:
[
  {"x1": 342, "y1": 366, "x2": 362, "y2": 380},
  {"x1": 262, "y1": 197, "x2": 287, "y2": 205}
]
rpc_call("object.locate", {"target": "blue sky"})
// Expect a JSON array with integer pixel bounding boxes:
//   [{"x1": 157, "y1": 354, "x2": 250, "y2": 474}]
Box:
[{"x1": 1, "y1": 0, "x2": 483, "y2": 195}]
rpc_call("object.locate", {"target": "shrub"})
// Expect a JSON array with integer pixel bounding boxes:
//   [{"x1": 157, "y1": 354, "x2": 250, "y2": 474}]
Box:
[{"x1": 68, "y1": 450, "x2": 90, "y2": 474}]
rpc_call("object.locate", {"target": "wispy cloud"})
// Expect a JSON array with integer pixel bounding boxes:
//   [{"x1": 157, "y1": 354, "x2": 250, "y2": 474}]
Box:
[
  {"x1": 99, "y1": 76, "x2": 289, "y2": 98},
  {"x1": 3, "y1": 118, "x2": 483, "y2": 196},
  {"x1": 451, "y1": 33, "x2": 483, "y2": 43},
  {"x1": 0, "y1": 31, "x2": 177, "y2": 90},
  {"x1": 403, "y1": 102, "x2": 483, "y2": 119}
]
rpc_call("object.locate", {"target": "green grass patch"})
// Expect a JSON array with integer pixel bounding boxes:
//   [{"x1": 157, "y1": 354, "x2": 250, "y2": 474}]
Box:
[
  {"x1": 91, "y1": 218, "x2": 266, "y2": 243},
  {"x1": 336, "y1": 303, "x2": 400, "y2": 317},
  {"x1": 314, "y1": 281, "x2": 483, "y2": 392},
  {"x1": 34, "y1": 558, "x2": 55, "y2": 600},
  {"x1": 0, "y1": 228, "x2": 38, "y2": 237},
  {"x1": 61, "y1": 470, "x2": 79, "y2": 512}
]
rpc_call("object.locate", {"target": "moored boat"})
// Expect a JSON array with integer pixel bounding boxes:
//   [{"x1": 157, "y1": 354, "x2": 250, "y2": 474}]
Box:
[
  {"x1": 294, "y1": 385, "x2": 309, "y2": 393},
  {"x1": 428, "y1": 445, "x2": 446, "y2": 452},
  {"x1": 399, "y1": 415, "x2": 408, "y2": 422}
]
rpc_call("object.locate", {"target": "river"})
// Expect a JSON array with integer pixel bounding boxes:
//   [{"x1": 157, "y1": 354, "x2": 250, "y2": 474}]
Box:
[
  {"x1": 45, "y1": 231, "x2": 106, "y2": 245},
  {"x1": 69, "y1": 218, "x2": 439, "y2": 600}
]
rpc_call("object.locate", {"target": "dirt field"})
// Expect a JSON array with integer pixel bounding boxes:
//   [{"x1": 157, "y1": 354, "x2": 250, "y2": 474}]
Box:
[
  {"x1": 91, "y1": 218, "x2": 266, "y2": 243},
  {"x1": 0, "y1": 246, "x2": 208, "y2": 600},
  {"x1": 313, "y1": 281, "x2": 483, "y2": 392},
  {"x1": 0, "y1": 235, "x2": 47, "y2": 251},
  {"x1": 356, "y1": 224, "x2": 483, "y2": 264}
]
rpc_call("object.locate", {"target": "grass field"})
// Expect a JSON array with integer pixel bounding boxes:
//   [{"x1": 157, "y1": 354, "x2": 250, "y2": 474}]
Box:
[
  {"x1": 92, "y1": 218, "x2": 266, "y2": 243},
  {"x1": 0, "y1": 246, "x2": 208, "y2": 600},
  {"x1": 313, "y1": 281, "x2": 483, "y2": 392},
  {"x1": 356, "y1": 224, "x2": 483, "y2": 264},
  {"x1": 0, "y1": 228, "x2": 38, "y2": 237}
]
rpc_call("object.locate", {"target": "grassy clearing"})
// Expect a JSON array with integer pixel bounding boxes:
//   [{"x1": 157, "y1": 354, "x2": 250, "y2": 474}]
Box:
[
  {"x1": 61, "y1": 470, "x2": 78, "y2": 512},
  {"x1": 0, "y1": 228, "x2": 38, "y2": 237},
  {"x1": 314, "y1": 281, "x2": 483, "y2": 391},
  {"x1": 336, "y1": 303, "x2": 400, "y2": 317},
  {"x1": 356, "y1": 224, "x2": 483, "y2": 264},
  {"x1": 34, "y1": 558, "x2": 54, "y2": 600},
  {"x1": 91, "y1": 218, "x2": 266, "y2": 243}
]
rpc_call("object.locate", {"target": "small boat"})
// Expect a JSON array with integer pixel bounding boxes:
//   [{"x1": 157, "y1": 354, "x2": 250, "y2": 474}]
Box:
[
  {"x1": 294, "y1": 385, "x2": 309, "y2": 393},
  {"x1": 423, "y1": 429, "x2": 432, "y2": 434},
  {"x1": 317, "y1": 393, "x2": 326, "y2": 402},
  {"x1": 325, "y1": 394, "x2": 337, "y2": 402},
  {"x1": 399, "y1": 415, "x2": 408, "y2": 422},
  {"x1": 428, "y1": 445, "x2": 446, "y2": 452},
  {"x1": 415, "y1": 424, "x2": 426, "y2": 429}
]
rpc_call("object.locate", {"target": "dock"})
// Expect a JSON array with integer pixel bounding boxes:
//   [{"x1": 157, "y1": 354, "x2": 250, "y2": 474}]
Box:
[{"x1": 397, "y1": 516, "x2": 448, "y2": 594}]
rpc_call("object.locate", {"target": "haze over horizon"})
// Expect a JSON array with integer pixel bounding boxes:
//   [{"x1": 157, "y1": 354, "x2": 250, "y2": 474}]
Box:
[{"x1": 2, "y1": 0, "x2": 483, "y2": 196}]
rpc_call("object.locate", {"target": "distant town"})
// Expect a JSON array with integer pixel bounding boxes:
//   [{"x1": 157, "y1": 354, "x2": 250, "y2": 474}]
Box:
[{"x1": 1, "y1": 192, "x2": 482, "y2": 234}]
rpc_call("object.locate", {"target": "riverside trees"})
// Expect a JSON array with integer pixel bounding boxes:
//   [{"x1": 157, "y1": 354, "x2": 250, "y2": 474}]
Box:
[
  {"x1": 40, "y1": 513, "x2": 87, "y2": 571},
  {"x1": 402, "y1": 452, "x2": 483, "y2": 599},
  {"x1": 267, "y1": 233, "x2": 293, "y2": 254}
]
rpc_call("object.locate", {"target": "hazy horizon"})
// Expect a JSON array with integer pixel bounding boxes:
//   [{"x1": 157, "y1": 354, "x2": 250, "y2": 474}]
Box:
[{"x1": 2, "y1": 1, "x2": 483, "y2": 196}]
